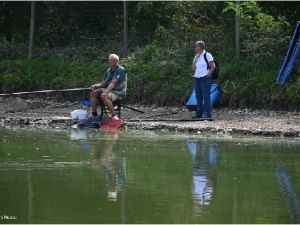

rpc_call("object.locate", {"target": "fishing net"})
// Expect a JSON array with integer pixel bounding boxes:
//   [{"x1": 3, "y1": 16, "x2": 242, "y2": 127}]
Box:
[
  {"x1": 100, "y1": 118, "x2": 123, "y2": 129},
  {"x1": 77, "y1": 118, "x2": 123, "y2": 129},
  {"x1": 77, "y1": 118, "x2": 107, "y2": 128}
]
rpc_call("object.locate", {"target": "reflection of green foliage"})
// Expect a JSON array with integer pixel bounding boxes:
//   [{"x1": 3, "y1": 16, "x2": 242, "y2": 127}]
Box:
[{"x1": 2, "y1": 128, "x2": 300, "y2": 223}]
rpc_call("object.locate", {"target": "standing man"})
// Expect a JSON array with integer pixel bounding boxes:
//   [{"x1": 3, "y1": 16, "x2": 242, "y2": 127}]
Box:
[
  {"x1": 191, "y1": 41, "x2": 215, "y2": 119},
  {"x1": 89, "y1": 54, "x2": 127, "y2": 120}
]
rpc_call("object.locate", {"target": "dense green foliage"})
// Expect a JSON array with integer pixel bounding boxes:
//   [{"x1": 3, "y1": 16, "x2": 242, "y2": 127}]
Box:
[{"x1": 0, "y1": 1, "x2": 300, "y2": 110}]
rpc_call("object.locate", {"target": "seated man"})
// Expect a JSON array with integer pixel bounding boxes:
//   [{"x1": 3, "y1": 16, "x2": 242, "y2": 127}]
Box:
[{"x1": 89, "y1": 54, "x2": 127, "y2": 120}]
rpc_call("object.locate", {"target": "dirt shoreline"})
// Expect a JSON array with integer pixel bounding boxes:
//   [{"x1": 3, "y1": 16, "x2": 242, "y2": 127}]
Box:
[{"x1": 1, "y1": 96, "x2": 300, "y2": 137}]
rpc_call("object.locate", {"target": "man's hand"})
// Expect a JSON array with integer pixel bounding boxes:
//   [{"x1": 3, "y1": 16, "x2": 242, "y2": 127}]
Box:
[
  {"x1": 100, "y1": 91, "x2": 108, "y2": 100},
  {"x1": 90, "y1": 84, "x2": 98, "y2": 90}
]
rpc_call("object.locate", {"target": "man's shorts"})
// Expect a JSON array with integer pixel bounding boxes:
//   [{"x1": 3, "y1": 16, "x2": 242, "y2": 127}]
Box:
[{"x1": 95, "y1": 88, "x2": 123, "y2": 102}]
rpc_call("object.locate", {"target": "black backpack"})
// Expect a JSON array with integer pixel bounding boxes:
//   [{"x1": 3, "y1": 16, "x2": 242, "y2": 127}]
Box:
[{"x1": 204, "y1": 52, "x2": 220, "y2": 79}]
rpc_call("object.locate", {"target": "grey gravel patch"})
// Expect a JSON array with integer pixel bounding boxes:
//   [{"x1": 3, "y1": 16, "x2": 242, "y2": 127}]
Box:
[{"x1": 1, "y1": 96, "x2": 300, "y2": 137}]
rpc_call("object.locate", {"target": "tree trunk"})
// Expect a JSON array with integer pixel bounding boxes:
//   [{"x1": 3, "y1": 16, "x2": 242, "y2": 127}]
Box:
[
  {"x1": 28, "y1": 1, "x2": 36, "y2": 59},
  {"x1": 235, "y1": 0, "x2": 240, "y2": 60},
  {"x1": 123, "y1": 1, "x2": 128, "y2": 56}
]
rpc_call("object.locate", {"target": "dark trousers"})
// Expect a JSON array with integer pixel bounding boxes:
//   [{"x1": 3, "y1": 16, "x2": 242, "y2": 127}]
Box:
[{"x1": 194, "y1": 76, "x2": 212, "y2": 118}]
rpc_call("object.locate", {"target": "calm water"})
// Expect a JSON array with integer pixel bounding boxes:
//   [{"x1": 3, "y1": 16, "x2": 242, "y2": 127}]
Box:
[{"x1": 1, "y1": 125, "x2": 300, "y2": 224}]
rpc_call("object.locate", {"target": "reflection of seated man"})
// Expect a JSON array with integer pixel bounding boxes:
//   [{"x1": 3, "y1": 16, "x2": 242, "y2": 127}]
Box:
[
  {"x1": 90, "y1": 129, "x2": 123, "y2": 201},
  {"x1": 188, "y1": 140, "x2": 218, "y2": 210},
  {"x1": 89, "y1": 54, "x2": 127, "y2": 120}
]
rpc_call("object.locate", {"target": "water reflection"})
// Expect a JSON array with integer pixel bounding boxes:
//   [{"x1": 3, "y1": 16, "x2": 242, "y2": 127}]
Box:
[
  {"x1": 187, "y1": 140, "x2": 219, "y2": 212},
  {"x1": 89, "y1": 128, "x2": 126, "y2": 202},
  {"x1": 70, "y1": 130, "x2": 87, "y2": 141},
  {"x1": 276, "y1": 165, "x2": 300, "y2": 223},
  {"x1": 2, "y1": 126, "x2": 300, "y2": 223},
  {"x1": 70, "y1": 130, "x2": 90, "y2": 151}
]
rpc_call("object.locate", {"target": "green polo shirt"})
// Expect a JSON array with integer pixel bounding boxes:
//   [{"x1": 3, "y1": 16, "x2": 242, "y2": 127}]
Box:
[{"x1": 103, "y1": 65, "x2": 127, "y2": 97}]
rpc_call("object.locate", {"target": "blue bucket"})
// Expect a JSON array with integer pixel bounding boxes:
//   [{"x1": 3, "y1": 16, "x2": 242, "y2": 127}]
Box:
[{"x1": 82, "y1": 99, "x2": 91, "y2": 106}]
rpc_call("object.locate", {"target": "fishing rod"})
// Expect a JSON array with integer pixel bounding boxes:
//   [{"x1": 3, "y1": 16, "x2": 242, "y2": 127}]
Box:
[
  {"x1": 1, "y1": 87, "x2": 145, "y2": 114},
  {"x1": 120, "y1": 105, "x2": 144, "y2": 113},
  {"x1": 129, "y1": 118, "x2": 213, "y2": 122},
  {"x1": 0, "y1": 88, "x2": 91, "y2": 96},
  {"x1": 143, "y1": 111, "x2": 179, "y2": 118}
]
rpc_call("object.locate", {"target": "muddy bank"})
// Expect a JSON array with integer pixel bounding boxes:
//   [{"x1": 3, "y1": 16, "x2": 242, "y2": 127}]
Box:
[{"x1": 1, "y1": 96, "x2": 300, "y2": 137}]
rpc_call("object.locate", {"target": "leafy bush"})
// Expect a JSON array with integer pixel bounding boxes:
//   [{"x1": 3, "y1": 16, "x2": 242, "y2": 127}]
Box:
[
  {"x1": 223, "y1": 1, "x2": 291, "y2": 67},
  {"x1": 1, "y1": 34, "x2": 300, "y2": 109}
]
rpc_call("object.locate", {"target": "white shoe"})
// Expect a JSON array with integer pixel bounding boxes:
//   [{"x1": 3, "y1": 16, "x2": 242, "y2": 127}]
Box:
[{"x1": 112, "y1": 114, "x2": 119, "y2": 120}]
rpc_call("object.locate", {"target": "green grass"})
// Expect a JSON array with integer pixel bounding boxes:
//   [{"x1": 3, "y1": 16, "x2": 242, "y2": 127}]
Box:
[{"x1": 1, "y1": 44, "x2": 300, "y2": 110}]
